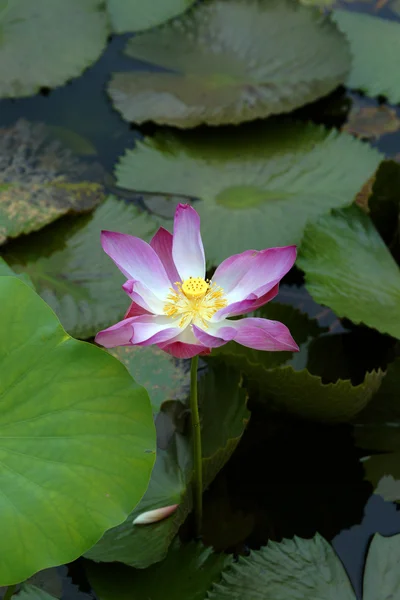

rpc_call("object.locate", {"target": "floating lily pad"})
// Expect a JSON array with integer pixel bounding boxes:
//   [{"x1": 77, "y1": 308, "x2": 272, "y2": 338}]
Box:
[
  {"x1": 0, "y1": 0, "x2": 109, "y2": 98},
  {"x1": 86, "y1": 365, "x2": 248, "y2": 568},
  {"x1": 0, "y1": 120, "x2": 104, "y2": 244},
  {"x1": 334, "y1": 10, "x2": 400, "y2": 104},
  {"x1": 87, "y1": 540, "x2": 231, "y2": 600},
  {"x1": 3, "y1": 196, "x2": 159, "y2": 339},
  {"x1": 116, "y1": 122, "x2": 381, "y2": 263},
  {"x1": 298, "y1": 205, "x2": 400, "y2": 340},
  {"x1": 342, "y1": 105, "x2": 400, "y2": 140},
  {"x1": 208, "y1": 532, "x2": 400, "y2": 600},
  {"x1": 108, "y1": 0, "x2": 350, "y2": 127},
  {"x1": 0, "y1": 276, "x2": 155, "y2": 585},
  {"x1": 106, "y1": 0, "x2": 196, "y2": 32},
  {"x1": 109, "y1": 346, "x2": 189, "y2": 414},
  {"x1": 17, "y1": 586, "x2": 57, "y2": 600}
]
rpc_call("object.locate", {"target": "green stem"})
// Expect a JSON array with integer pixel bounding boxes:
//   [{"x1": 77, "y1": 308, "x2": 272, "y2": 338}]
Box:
[
  {"x1": 4, "y1": 585, "x2": 16, "y2": 600},
  {"x1": 190, "y1": 355, "x2": 202, "y2": 538}
]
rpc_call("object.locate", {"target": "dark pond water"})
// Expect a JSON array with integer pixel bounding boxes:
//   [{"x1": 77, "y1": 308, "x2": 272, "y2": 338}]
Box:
[{"x1": 1, "y1": 1, "x2": 400, "y2": 598}]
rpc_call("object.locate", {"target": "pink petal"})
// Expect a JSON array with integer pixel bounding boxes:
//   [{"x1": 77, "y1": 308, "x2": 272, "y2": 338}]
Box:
[
  {"x1": 212, "y1": 284, "x2": 279, "y2": 321},
  {"x1": 123, "y1": 279, "x2": 166, "y2": 315},
  {"x1": 133, "y1": 504, "x2": 178, "y2": 525},
  {"x1": 172, "y1": 204, "x2": 205, "y2": 281},
  {"x1": 101, "y1": 231, "x2": 171, "y2": 298},
  {"x1": 95, "y1": 317, "x2": 137, "y2": 348},
  {"x1": 193, "y1": 318, "x2": 299, "y2": 352},
  {"x1": 232, "y1": 318, "x2": 299, "y2": 352},
  {"x1": 150, "y1": 227, "x2": 180, "y2": 285},
  {"x1": 213, "y1": 246, "x2": 296, "y2": 304},
  {"x1": 95, "y1": 315, "x2": 181, "y2": 349},
  {"x1": 192, "y1": 324, "x2": 236, "y2": 348},
  {"x1": 158, "y1": 341, "x2": 210, "y2": 359},
  {"x1": 124, "y1": 301, "x2": 151, "y2": 318},
  {"x1": 158, "y1": 325, "x2": 210, "y2": 358}
]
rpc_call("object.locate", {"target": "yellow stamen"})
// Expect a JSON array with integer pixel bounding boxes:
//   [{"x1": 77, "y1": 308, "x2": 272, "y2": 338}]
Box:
[{"x1": 164, "y1": 276, "x2": 227, "y2": 328}]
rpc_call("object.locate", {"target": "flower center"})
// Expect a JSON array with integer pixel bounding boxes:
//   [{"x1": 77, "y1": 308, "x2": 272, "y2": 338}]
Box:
[
  {"x1": 181, "y1": 276, "x2": 209, "y2": 299},
  {"x1": 164, "y1": 276, "x2": 227, "y2": 328}
]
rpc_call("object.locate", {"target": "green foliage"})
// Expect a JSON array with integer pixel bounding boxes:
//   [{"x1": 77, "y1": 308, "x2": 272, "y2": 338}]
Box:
[
  {"x1": 298, "y1": 205, "x2": 400, "y2": 340},
  {"x1": 115, "y1": 123, "x2": 381, "y2": 264},
  {"x1": 207, "y1": 532, "x2": 400, "y2": 599},
  {"x1": 87, "y1": 540, "x2": 232, "y2": 600},
  {"x1": 16, "y1": 586, "x2": 57, "y2": 600},
  {"x1": 106, "y1": 0, "x2": 196, "y2": 32},
  {"x1": 334, "y1": 10, "x2": 400, "y2": 104},
  {"x1": 86, "y1": 365, "x2": 248, "y2": 568},
  {"x1": 108, "y1": 0, "x2": 350, "y2": 127},
  {"x1": 354, "y1": 358, "x2": 400, "y2": 502},
  {"x1": 3, "y1": 196, "x2": 158, "y2": 338},
  {"x1": 208, "y1": 534, "x2": 355, "y2": 599},
  {"x1": 0, "y1": 276, "x2": 155, "y2": 585},
  {"x1": 0, "y1": 0, "x2": 109, "y2": 98},
  {"x1": 109, "y1": 346, "x2": 189, "y2": 413},
  {"x1": 209, "y1": 303, "x2": 383, "y2": 422}
]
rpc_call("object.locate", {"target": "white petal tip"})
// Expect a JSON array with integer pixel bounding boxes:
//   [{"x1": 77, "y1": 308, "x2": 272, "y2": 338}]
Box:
[{"x1": 133, "y1": 504, "x2": 179, "y2": 525}]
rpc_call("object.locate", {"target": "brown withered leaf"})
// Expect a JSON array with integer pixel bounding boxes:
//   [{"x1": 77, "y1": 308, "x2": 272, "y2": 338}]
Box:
[
  {"x1": 0, "y1": 120, "x2": 105, "y2": 244},
  {"x1": 342, "y1": 105, "x2": 400, "y2": 140},
  {"x1": 354, "y1": 174, "x2": 376, "y2": 212}
]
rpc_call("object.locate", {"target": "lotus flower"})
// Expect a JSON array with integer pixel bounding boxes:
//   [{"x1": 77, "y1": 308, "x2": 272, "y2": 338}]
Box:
[{"x1": 95, "y1": 204, "x2": 299, "y2": 358}]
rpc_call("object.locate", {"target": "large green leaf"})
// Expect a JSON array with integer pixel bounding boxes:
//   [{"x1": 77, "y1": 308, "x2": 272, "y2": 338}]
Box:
[
  {"x1": 86, "y1": 365, "x2": 248, "y2": 568},
  {"x1": 298, "y1": 205, "x2": 400, "y2": 339},
  {"x1": 87, "y1": 540, "x2": 231, "y2": 600},
  {"x1": 106, "y1": 0, "x2": 195, "y2": 32},
  {"x1": 207, "y1": 534, "x2": 355, "y2": 599},
  {"x1": 333, "y1": 10, "x2": 400, "y2": 104},
  {"x1": 115, "y1": 123, "x2": 381, "y2": 264},
  {"x1": 109, "y1": 346, "x2": 189, "y2": 413},
  {"x1": 3, "y1": 196, "x2": 158, "y2": 338},
  {"x1": 0, "y1": 0, "x2": 109, "y2": 98},
  {"x1": 0, "y1": 120, "x2": 104, "y2": 244},
  {"x1": 108, "y1": 0, "x2": 350, "y2": 127},
  {"x1": 209, "y1": 303, "x2": 382, "y2": 422},
  {"x1": 0, "y1": 276, "x2": 155, "y2": 585}
]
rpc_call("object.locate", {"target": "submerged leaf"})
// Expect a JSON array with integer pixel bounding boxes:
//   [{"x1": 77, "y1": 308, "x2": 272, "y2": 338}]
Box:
[
  {"x1": 0, "y1": 276, "x2": 155, "y2": 585},
  {"x1": 116, "y1": 122, "x2": 381, "y2": 263},
  {"x1": 0, "y1": 0, "x2": 109, "y2": 98},
  {"x1": 109, "y1": 0, "x2": 350, "y2": 127},
  {"x1": 87, "y1": 540, "x2": 231, "y2": 600},
  {"x1": 0, "y1": 120, "x2": 104, "y2": 244},
  {"x1": 334, "y1": 10, "x2": 400, "y2": 104},
  {"x1": 3, "y1": 196, "x2": 159, "y2": 339},
  {"x1": 106, "y1": 0, "x2": 195, "y2": 32},
  {"x1": 298, "y1": 205, "x2": 400, "y2": 339}
]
